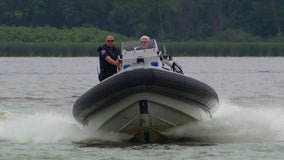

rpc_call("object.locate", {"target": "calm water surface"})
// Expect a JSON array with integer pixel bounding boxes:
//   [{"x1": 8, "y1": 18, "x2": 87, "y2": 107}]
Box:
[{"x1": 1, "y1": 57, "x2": 284, "y2": 160}]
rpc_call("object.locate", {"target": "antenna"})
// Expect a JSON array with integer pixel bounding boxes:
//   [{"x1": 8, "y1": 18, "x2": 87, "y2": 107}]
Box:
[{"x1": 158, "y1": 7, "x2": 167, "y2": 56}]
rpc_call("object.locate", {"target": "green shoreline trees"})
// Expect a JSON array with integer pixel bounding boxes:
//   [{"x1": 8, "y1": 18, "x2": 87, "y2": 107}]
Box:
[
  {"x1": 1, "y1": 0, "x2": 284, "y2": 41},
  {"x1": 1, "y1": 0, "x2": 284, "y2": 56},
  {"x1": 1, "y1": 26, "x2": 283, "y2": 56},
  {"x1": 0, "y1": 26, "x2": 127, "y2": 56}
]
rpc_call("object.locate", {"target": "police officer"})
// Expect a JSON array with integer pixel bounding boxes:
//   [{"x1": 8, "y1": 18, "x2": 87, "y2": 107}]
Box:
[{"x1": 97, "y1": 35, "x2": 121, "y2": 81}]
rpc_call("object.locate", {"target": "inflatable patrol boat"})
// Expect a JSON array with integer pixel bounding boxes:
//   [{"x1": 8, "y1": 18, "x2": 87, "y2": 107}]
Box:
[{"x1": 73, "y1": 39, "x2": 219, "y2": 143}]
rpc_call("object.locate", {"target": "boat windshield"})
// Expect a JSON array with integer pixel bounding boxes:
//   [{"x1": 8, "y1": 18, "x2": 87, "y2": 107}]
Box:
[{"x1": 122, "y1": 39, "x2": 158, "y2": 51}]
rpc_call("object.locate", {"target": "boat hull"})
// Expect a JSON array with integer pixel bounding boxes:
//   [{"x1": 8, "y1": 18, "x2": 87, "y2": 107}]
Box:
[{"x1": 73, "y1": 67, "x2": 219, "y2": 142}]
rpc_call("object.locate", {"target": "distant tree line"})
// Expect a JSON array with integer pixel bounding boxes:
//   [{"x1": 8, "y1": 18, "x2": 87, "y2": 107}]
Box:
[
  {"x1": 0, "y1": 26, "x2": 128, "y2": 43},
  {"x1": 1, "y1": 0, "x2": 284, "y2": 41},
  {"x1": 0, "y1": 26, "x2": 283, "y2": 56}
]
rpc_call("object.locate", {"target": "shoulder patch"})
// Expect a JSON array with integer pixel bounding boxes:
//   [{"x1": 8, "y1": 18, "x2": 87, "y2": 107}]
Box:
[{"x1": 101, "y1": 49, "x2": 106, "y2": 55}]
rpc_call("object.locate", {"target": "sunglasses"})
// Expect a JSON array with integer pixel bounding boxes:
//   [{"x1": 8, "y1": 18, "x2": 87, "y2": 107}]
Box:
[
  {"x1": 107, "y1": 40, "x2": 115, "y2": 42},
  {"x1": 141, "y1": 41, "x2": 149, "y2": 44}
]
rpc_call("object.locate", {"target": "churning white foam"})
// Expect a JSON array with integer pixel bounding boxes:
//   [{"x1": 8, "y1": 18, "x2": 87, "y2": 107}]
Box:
[
  {"x1": 168, "y1": 100, "x2": 284, "y2": 142},
  {"x1": 0, "y1": 111, "x2": 80, "y2": 143},
  {"x1": 1, "y1": 100, "x2": 283, "y2": 144},
  {"x1": 0, "y1": 111, "x2": 126, "y2": 144}
]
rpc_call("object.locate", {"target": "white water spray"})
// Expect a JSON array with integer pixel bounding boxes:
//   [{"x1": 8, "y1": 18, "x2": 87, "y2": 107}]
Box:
[
  {"x1": 1, "y1": 100, "x2": 283, "y2": 144},
  {"x1": 167, "y1": 100, "x2": 284, "y2": 142},
  {"x1": 0, "y1": 111, "x2": 131, "y2": 144}
]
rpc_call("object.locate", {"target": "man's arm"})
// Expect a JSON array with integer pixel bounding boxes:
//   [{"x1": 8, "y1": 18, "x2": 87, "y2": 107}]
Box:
[{"x1": 105, "y1": 56, "x2": 120, "y2": 66}]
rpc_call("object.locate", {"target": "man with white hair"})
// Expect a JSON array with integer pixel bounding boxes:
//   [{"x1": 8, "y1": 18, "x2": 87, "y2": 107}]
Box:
[{"x1": 139, "y1": 35, "x2": 151, "y2": 49}]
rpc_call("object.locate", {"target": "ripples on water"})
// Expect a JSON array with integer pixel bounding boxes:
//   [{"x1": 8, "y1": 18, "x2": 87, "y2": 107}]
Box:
[{"x1": 0, "y1": 57, "x2": 284, "y2": 160}]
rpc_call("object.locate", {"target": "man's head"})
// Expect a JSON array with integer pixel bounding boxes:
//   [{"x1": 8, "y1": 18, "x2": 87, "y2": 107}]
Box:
[
  {"x1": 140, "y1": 35, "x2": 150, "y2": 49},
  {"x1": 105, "y1": 35, "x2": 115, "y2": 47}
]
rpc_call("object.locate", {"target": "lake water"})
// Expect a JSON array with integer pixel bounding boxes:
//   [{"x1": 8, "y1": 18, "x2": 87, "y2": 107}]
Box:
[{"x1": 0, "y1": 57, "x2": 284, "y2": 160}]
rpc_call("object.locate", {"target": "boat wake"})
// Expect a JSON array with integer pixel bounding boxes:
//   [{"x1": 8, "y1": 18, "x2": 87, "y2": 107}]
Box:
[
  {"x1": 0, "y1": 111, "x2": 130, "y2": 144},
  {"x1": 0, "y1": 111, "x2": 78, "y2": 143},
  {"x1": 166, "y1": 100, "x2": 284, "y2": 143},
  {"x1": 0, "y1": 100, "x2": 283, "y2": 144}
]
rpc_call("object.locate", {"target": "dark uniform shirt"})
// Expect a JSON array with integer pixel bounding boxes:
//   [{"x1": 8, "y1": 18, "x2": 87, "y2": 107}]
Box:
[{"x1": 97, "y1": 44, "x2": 121, "y2": 81}]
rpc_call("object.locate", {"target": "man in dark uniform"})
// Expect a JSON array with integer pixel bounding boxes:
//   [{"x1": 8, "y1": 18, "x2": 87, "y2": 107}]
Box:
[{"x1": 97, "y1": 35, "x2": 121, "y2": 81}]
